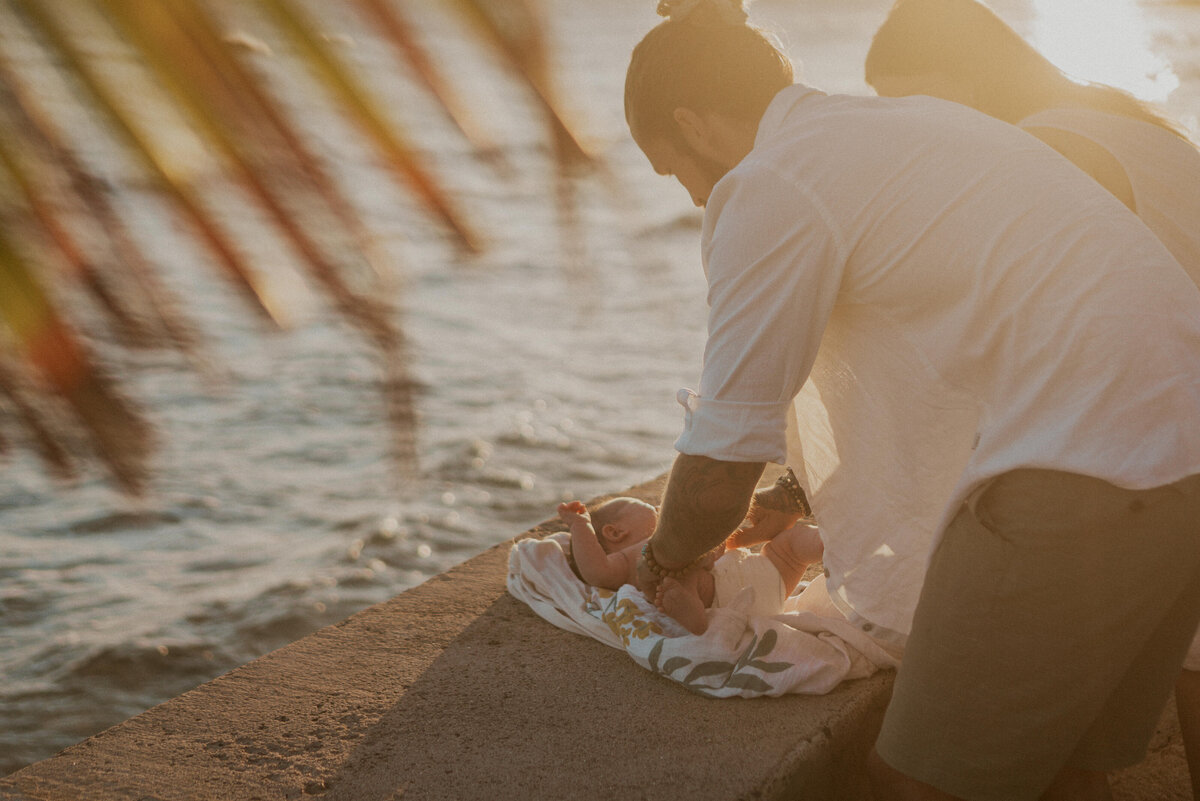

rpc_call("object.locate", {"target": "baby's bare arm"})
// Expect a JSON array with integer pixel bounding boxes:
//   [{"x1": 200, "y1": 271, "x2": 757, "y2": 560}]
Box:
[
  {"x1": 572, "y1": 528, "x2": 641, "y2": 590},
  {"x1": 560, "y1": 501, "x2": 632, "y2": 589}
]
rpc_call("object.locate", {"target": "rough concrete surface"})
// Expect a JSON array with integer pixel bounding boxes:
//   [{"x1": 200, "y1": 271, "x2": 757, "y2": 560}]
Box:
[
  {"x1": 0, "y1": 475, "x2": 1193, "y2": 800},
  {"x1": 0, "y1": 478, "x2": 890, "y2": 801}
]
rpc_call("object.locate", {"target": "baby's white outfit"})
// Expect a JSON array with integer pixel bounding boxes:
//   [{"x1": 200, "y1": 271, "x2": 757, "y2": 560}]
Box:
[{"x1": 711, "y1": 548, "x2": 788, "y2": 618}]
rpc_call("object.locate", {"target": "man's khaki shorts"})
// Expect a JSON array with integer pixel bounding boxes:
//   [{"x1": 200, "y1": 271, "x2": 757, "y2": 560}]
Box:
[{"x1": 875, "y1": 469, "x2": 1200, "y2": 801}]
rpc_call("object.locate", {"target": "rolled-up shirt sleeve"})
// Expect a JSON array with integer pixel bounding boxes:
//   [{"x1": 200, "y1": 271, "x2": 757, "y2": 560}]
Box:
[{"x1": 675, "y1": 164, "x2": 846, "y2": 463}]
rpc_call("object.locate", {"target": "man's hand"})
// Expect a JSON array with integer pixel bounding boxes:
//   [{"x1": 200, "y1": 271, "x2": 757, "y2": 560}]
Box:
[{"x1": 726, "y1": 479, "x2": 806, "y2": 548}]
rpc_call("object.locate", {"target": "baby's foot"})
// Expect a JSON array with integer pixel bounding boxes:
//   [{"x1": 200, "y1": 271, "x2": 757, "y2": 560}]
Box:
[
  {"x1": 656, "y1": 576, "x2": 709, "y2": 635},
  {"x1": 653, "y1": 579, "x2": 674, "y2": 614}
]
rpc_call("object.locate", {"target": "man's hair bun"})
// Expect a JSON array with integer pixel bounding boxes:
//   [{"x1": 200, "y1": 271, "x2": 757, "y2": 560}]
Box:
[{"x1": 656, "y1": 0, "x2": 749, "y2": 25}]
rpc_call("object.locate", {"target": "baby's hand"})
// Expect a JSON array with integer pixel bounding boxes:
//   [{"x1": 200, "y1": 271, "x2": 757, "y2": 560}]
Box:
[{"x1": 557, "y1": 500, "x2": 591, "y2": 526}]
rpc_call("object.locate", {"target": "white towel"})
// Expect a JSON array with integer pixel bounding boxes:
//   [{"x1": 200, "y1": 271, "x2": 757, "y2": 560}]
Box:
[{"x1": 507, "y1": 533, "x2": 900, "y2": 698}]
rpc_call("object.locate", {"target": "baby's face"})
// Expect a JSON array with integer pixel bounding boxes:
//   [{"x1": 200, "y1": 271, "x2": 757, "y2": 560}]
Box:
[{"x1": 616, "y1": 499, "x2": 658, "y2": 542}]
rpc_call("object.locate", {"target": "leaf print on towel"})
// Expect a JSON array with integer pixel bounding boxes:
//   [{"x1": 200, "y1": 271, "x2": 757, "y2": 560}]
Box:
[
  {"x1": 647, "y1": 637, "x2": 696, "y2": 678},
  {"x1": 681, "y1": 629, "x2": 792, "y2": 696},
  {"x1": 601, "y1": 596, "x2": 663, "y2": 647}
]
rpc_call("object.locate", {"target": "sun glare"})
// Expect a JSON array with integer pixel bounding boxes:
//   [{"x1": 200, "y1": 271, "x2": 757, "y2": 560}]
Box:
[{"x1": 1030, "y1": 0, "x2": 1179, "y2": 102}]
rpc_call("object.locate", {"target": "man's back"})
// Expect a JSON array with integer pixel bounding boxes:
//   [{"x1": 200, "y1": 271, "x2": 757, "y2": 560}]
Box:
[{"x1": 697, "y1": 84, "x2": 1200, "y2": 640}]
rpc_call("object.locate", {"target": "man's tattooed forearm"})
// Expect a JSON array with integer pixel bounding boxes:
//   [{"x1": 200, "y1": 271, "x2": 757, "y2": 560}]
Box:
[{"x1": 653, "y1": 454, "x2": 764, "y2": 562}]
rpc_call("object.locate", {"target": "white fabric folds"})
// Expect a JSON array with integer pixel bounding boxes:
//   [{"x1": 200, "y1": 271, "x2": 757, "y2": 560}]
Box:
[{"x1": 507, "y1": 532, "x2": 899, "y2": 698}]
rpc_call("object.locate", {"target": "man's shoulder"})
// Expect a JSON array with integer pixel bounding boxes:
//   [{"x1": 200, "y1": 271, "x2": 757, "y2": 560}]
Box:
[{"x1": 705, "y1": 155, "x2": 803, "y2": 226}]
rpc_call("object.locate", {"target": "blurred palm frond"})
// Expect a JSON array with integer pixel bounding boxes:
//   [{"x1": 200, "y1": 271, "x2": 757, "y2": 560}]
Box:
[{"x1": 0, "y1": 0, "x2": 598, "y2": 496}]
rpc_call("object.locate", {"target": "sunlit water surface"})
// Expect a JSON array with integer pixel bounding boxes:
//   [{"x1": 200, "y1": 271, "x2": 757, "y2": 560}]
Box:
[
  {"x1": 1032, "y1": 0, "x2": 1179, "y2": 102},
  {"x1": 1, "y1": 0, "x2": 1196, "y2": 776}
]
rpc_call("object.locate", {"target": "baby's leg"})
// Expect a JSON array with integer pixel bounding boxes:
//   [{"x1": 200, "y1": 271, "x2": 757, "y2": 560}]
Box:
[
  {"x1": 655, "y1": 569, "x2": 715, "y2": 635},
  {"x1": 762, "y1": 523, "x2": 824, "y2": 596}
]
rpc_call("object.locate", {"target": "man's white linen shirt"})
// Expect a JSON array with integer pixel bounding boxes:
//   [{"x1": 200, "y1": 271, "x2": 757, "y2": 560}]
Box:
[{"x1": 674, "y1": 84, "x2": 1200, "y2": 648}]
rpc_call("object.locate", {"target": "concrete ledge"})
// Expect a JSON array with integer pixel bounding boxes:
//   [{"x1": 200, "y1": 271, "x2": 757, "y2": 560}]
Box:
[{"x1": 1, "y1": 476, "x2": 1189, "y2": 800}]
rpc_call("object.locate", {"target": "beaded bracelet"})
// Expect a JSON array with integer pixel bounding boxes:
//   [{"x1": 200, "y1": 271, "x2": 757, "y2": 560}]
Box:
[
  {"x1": 776, "y1": 466, "x2": 813, "y2": 518},
  {"x1": 641, "y1": 539, "x2": 700, "y2": 580}
]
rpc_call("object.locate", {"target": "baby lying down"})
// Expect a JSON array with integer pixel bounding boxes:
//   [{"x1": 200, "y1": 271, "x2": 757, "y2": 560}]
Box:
[{"x1": 557, "y1": 496, "x2": 822, "y2": 634}]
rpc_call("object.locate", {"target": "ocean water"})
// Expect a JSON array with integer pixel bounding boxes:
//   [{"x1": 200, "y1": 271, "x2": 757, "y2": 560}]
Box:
[{"x1": 2, "y1": 0, "x2": 1198, "y2": 776}]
